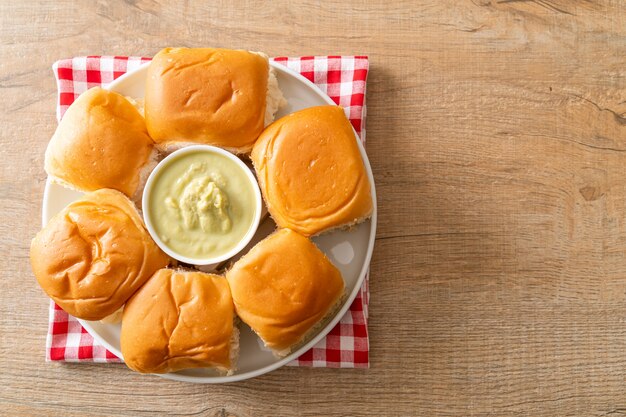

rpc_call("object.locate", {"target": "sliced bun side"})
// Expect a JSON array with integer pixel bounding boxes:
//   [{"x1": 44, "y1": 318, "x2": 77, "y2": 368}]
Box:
[
  {"x1": 226, "y1": 228, "x2": 345, "y2": 353},
  {"x1": 155, "y1": 140, "x2": 249, "y2": 157},
  {"x1": 228, "y1": 321, "x2": 240, "y2": 375},
  {"x1": 131, "y1": 147, "x2": 162, "y2": 205},
  {"x1": 121, "y1": 269, "x2": 237, "y2": 374},
  {"x1": 145, "y1": 47, "x2": 269, "y2": 153},
  {"x1": 30, "y1": 189, "x2": 169, "y2": 320},
  {"x1": 45, "y1": 87, "x2": 155, "y2": 197},
  {"x1": 265, "y1": 66, "x2": 287, "y2": 126},
  {"x1": 251, "y1": 105, "x2": 373, "y2": 237}
]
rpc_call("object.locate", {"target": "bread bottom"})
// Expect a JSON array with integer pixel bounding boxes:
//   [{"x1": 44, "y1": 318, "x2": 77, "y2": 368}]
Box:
[
  {"x1": 268, "y1": 291, "x2": 347, "y2": 358},
  {"x1": 47, "y1": 174, "x2": 86, "y2": 196},
  {"x1": 320, "y1": 210, "x2": 374, "y2": 237}
]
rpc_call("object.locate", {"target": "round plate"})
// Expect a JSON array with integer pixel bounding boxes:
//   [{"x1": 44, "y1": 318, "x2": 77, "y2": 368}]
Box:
[{"x1": 42, "y1": 61, "x2": 377, "y2": 383}]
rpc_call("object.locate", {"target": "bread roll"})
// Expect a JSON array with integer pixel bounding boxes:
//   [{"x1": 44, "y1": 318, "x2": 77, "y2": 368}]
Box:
[
  {"x1": 251, "y1": 105, "x2": 373, "y2": 236},
  {"x1": 30, "y1": 189, "x2": 169, "y2": 320},
  {"x1": 121, "y1": 269, "x2": 237, "y2": 374},
  {"x1": 45, "y1": 87, "x2": 157, "y2": 200},
  {"x1": 145, "y1": 47, "x2": 270, "y2": 153},
  {"x1": 226, "y1": 228, "x2": 345, "y2": 356}
]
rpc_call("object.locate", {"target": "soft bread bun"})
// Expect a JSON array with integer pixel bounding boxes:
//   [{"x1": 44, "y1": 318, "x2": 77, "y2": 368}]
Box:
[
  {"x1": 44, "y1": 87, "x2": 157, "y2": 199},
  {"x1": 251, "y1": 105, "x2": 373, "y2": 237},
  {"x1": 30, "y1": 189, "x2": 169, "y2": 320},
  {"x1": 226, "y1": 228, "x2": 345, "y2": 355},
  {"x1": 145, "y1": 47, "x2": 269, "y2": 153},
  {"x1": 121, "y1": 269, "x2": 237, "y2": 374}
]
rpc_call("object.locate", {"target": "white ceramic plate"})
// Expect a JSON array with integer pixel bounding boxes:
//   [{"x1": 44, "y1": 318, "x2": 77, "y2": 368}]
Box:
[{"x1": 42, "y1": 61, "x2": 377, "y2": 383}]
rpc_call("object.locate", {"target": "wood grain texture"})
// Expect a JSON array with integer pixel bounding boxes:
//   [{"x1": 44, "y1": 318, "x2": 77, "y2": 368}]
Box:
[{"x1": 1, "y1": 0, "x2": 625, "y2": 415}]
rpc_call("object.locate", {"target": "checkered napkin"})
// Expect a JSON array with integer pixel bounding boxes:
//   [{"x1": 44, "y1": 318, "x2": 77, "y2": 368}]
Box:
[{"x1": 47, "y1": 55, "x2": 370, "y2": 368}]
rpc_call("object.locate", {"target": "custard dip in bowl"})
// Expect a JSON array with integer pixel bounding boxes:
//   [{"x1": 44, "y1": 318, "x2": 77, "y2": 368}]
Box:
[{"x1": 142, "y1": 145, "x2": 262, "y2": 265}]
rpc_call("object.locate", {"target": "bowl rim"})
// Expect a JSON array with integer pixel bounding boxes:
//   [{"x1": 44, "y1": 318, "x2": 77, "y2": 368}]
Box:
[{"x1": 141, "y1": 144, "x2": 263, "y2": 266}]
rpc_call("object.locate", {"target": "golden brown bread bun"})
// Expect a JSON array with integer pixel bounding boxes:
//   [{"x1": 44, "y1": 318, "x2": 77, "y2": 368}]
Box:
[
  {"x1": 251, "y1": 105, "x2": 373, "y2": 236},
  {"x1": 226, "y1": 228, "x2": 345, "y2": 355},
  {"x1": 44, "y1": 87, "x2": 156, "y2": 198},
  {"x1": 30, "y1": 189, "x2": 169, "y2": 320},
  {"x1": 121, "y1": 269, "x2": 237, "y2": 374},
  {"x1": 145, "y1": 47, "x2": 269, "y2": 153}
]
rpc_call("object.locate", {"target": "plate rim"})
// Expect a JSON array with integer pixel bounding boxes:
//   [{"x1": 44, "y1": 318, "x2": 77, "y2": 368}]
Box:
[{"x1": 42, "y1": 60, "x2": 377, "y2": 383}]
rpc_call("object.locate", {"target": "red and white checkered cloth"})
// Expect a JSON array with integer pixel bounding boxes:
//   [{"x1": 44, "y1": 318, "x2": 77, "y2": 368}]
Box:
[{"x1": 47, "y1": 55, "x2": 370, "y2": 368}]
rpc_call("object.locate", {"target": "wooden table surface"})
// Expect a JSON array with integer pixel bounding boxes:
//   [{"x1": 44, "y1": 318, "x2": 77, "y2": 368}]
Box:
[{"x1": 2, "y1": 1, "x2": 625, "y2": 415}]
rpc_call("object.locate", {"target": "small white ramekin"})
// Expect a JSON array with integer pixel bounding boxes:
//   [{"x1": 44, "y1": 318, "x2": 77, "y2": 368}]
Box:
[{"x1": 142, "y1": 145, "x2": 262, "y2": 266}]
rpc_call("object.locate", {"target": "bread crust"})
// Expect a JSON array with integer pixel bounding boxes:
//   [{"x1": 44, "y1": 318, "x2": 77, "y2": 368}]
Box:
[
  {"x1": 121, "y1": 269, "x2": 237, "y2": 374},
  {"x1": 145, "y1": 47, "x2": 268, "y2": 153},
  {"x1": 30, "y1": 189, "x2": 169, "y2": 320},
  {"x1": 45, "y1": 87, "x2": 156, "y2": 197},
  {"x1": 226, "y1": 228, "x2": 345, "y2": 352},
  {"x1": 251, "y1": 105, "x2": 373, "y2": 236}
]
